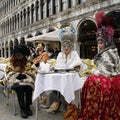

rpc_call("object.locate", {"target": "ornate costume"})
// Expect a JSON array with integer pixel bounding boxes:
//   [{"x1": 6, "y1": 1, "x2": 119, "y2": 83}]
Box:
[
  {"x1": 5, "y1": 44, "x2": 37, "y2": 119},
  {"x1": 46, "y1": 29, "x2": 85, "y2": 114},
  {"x1": 5, "y1": 62, "x2": 36, "y2": 89},
  {"x1": 55, "y1": 50, "x2": 82, "y2": 69},
  {"x1": 93, "y1": 46, "x2": 120, "y2": 77},
  {"x1": 76, "y1": 11, "x2": 120, "y2": 120}
]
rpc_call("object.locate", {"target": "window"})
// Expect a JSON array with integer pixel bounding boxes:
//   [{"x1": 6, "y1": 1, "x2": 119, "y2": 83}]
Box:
[
  {"x1": 35, "y1": 1, "x2": 39, "y2": 21},
  {"x1": 53, "y1": 0, "x2": 58, "y2": 14},
  {"x1": 68, "y1": 0, "x2": 72, "y2": 8},
  {"x1": 40, "y1": 1, "x2": 44, "y2": 19},
  {"x1": 31, "y1": 4, "x2": 34, "y2": 23},
  {"x1": 60, "y1": 0, "x2": 66, "y2": 11},
  {"x1": 47, "y1": 0, "x2": 51, "y2": 17}
]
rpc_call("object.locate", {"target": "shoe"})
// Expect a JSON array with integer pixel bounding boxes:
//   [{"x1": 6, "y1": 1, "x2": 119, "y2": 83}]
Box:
[
  {"x1": 39, "y1": 104, "x2": 49, "y2": 109},
  {"x1": 20, "y1": 109, "x2": 28, "y2": 119},
  {"x1": 49, "y1": 102, "x2": 60, "y2": 111},
  {"x1": 26, "y1": 107, "x2": 33, "y2": 116},
  {"x1": 46, "y1": 108, "x2": 55, "y2": 114},
  {"x1": 46, "y1": 101, "x2": 60, "y2": 114}
]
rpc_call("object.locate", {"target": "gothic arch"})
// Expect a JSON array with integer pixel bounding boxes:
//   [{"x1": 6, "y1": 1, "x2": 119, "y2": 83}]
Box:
[
  {"x1": 35, "y1": 31, "x2": 42, "y2": 36},
  {"x1": 14, "y1": 38, "x2": 19, "y2": 46},
  {"x1": 77, "y1": 17, "x2": 97, "y2": 59},
  {"x1": 106, "y1": 10, "x2": 120, "y2": 55},
  {"x1": 10, "y1": 40, "x2": 13, "y2": 56},
  {"x1": 5, "y1": 41, "x2": 9, "y2": 58},
  {"x1": 20, "y1": 37, "x2": 25, "y2": 44},
  {"x1": 27, "y1": 33, "x2": 33, "y2": 38},
  {"x1": 46, "y1": 27, "x2": 56, "y2": 33}
]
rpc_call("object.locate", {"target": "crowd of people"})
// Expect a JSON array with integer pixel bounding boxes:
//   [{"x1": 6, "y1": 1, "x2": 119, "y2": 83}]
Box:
[{"x1": 0, "y1": 10, "x2": 120, "y2": 120}]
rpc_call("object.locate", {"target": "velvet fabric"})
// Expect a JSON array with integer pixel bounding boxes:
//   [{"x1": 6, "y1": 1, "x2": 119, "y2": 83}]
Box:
[{"x1": 76, "y1": 74, "x2": 120, "y2": 120}]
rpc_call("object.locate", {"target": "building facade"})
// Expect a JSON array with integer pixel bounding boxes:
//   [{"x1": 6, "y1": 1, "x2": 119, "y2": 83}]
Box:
[{"x1": 0, "y1": 0, "x2": 120, "y2": 58}]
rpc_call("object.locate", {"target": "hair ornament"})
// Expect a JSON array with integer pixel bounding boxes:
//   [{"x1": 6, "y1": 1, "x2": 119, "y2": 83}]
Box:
[{"x1": 95, "y1": 11, "x2": 114, "y2": 45}]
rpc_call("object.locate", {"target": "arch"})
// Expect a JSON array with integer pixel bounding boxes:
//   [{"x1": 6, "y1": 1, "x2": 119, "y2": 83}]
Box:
[
  {"x1": 106, "y1": 10, "x2": 120, "y2": 30},
  {"x1": 35, "y1": 31, "x2": 42, "y2": 36},
  {"x1": 27, "y1": 33, "x2": 33, "y2": 38},
  {"x1": 20, "y1": 37, "x2": 25, "y2": 44},
  {"x1": 0, "y1": 42, "x2": 2, "y2": 57},
  {"x1": 5, "y1": 41, "x2": 9, "y2": 58},
  {"x1": 14, "y1": 38, "x2": 19, "y2": 46},
  {"x1": 46, "y1": 27, "x2": 56, "y2": 33},
  {"x1": 10, "y1": 40, "x2": 13, "y2": 56},
  {"x1": 23, "y1": 8, "x2": 27, "y2": 26},
  {"x1": 77, "y1": 18, "x2": 97, "y2": 59},
  {"x1": 17, "y1": 13, "x2": 20, "y2": 29},
  {"x1": 2, "y1": 42, "x2": 5, "y2": 57},
  {"x1": 31, "y1": 4, "x2": 35, "y2": 23},
  {"x1": 106, "y1": 10, "x2": 120, "y2": 55},
  {"x1": 27, "y1": 6, "x2": 30, "y2": 25},
  {"x1": 35, "y1": 0, "x2": 39, "y2": 21},
  {"x1": 61, "y1": 22, "x2": 71, "y2": 28}
]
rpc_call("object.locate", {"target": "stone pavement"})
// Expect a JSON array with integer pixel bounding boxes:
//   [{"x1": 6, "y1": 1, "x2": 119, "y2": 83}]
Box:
[{"x1": 0, "y1": 86, "x2": 64, "y2": 120}]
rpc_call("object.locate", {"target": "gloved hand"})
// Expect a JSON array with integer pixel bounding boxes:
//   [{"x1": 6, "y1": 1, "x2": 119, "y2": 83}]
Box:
[
  {"x1": 16, "y1": 74, "x2": 27, "y2": 80},
  {"x1": 83, "y1": 69, "x2": 92, "y2": 75}
]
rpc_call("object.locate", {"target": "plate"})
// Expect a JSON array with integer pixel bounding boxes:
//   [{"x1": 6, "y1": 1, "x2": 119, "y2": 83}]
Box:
[
  {"x1": 37, "y1": 70, "x2": 55, "y2": 74},
  {"x1": 54, "y1": 68, "x2": 75, "y2": 72}
]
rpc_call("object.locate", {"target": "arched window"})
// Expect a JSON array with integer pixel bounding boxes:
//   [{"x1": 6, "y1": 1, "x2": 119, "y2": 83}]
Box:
[
  {"x1": 23, "y1": 9, "x2": 26, "y2": 26},
  {"x1": 60, "y1": 0, "x2": 66, "y2": 11},
  {"x1": 27, "y1": 7, "x2": 30, "y2": 25},
  {"x1": 20, "y1": 37, "x2": 25, "y2": 44},
  {"x1": 17, "y1": 14, "x2": 19, "y2": 29},
  {"x1": 40, "y1": 1, "x2": 44, "y2": 19},
  {"x1": 106, "y1": 10, "x2": 120, "y2": 56},
  {"x1": 46, "y1": 27, "x2": 55, "y2": 33},
  {"x1": 14, "y1": 15, "x2": 17, "y2": 30},
  {"x1": 12, "y1": 16, "x2": 14, "y2": 31},
  {"x1": 10, "y1": 18, "x2": 12, "y2": 32},
  {"x1": 14, "y1": 38, "x2": 19, "y2": 46},
  {"x1": 8, "y1": 19, "x2": 9, "y2": 33},
  {"x1": 20, "y1": 11, "x2": 23, "y2": 28},
  {"x1": 68, "y1": 0, "x2": 72, "y2": 8},
  {"x1": 46, "y1": 0, "x2": 51, "y2": 17},
  {"x1": 31, "y1": 4, "x2": 34, "y2": 23},
  {"x1": 35, "y1": 31, "x2": 42, "y2": 36},
  {"x1": 27, "y1": 33, "x2": 33, "y2": 38},
  {"x1": 10, "y1": 40, "x2": 13, "y2": 56},
  {"x1": 53, "y1": 0, "x2": 58, "y2": 14},
  {"x1": 35, "y1": 1, "x2": 39, "y2": 21},
  {"x1": 78, "y1": 20, "x2": 97, "y2": 59}
]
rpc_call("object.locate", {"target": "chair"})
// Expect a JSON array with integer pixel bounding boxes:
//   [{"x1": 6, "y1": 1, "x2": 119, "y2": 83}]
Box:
[
  {"x1": 7, "y1": 87, "x2": 17, "y2": 116},
  {"x1": 0, "y1": 62, "x2": 17, "y2": 116},
  {"x1": 0, "y1": 79, "x2": 17, "y2": 116}
]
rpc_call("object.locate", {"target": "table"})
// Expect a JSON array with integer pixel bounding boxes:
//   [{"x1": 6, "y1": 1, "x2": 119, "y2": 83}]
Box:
[
  {"x1": 32, "y1": 71, "x2": 85, "y2": 120},
  {"x1": 0, "y1": 64, "x2": 7, "y2": 79}
]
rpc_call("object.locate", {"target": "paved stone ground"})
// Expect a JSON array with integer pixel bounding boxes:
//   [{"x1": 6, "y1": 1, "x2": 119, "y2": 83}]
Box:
[{"x1": 0, "y1": 86, "x2": 64, "y2": 120}]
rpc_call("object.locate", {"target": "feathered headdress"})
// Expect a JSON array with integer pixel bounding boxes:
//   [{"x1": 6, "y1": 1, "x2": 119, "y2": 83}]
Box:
[
  {"x1": 13, "y1": 44, "x2": 30, "y2": 56},
  {"x1": 59, "y1": 24, "x2": 76, "y2": 49},
  {"x1": 95, "y1": 11, "x2": 114, "y2": 46}
]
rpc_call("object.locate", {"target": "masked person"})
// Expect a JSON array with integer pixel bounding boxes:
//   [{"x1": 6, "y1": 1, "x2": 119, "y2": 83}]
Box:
[
  {"x1": 46, "y1": 30, "x2": 86, "y2": 114},
  {"x1": 5, "y1": 44, "x2": 36, "y2": 119},
  {"x1": 75, "y1": 11, "x2": 120, "y2": 120}
]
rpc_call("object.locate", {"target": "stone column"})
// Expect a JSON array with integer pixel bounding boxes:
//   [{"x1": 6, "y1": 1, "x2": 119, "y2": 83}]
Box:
[{"x1": 51, "y1": 0, "x2": 53, "y2": 15}]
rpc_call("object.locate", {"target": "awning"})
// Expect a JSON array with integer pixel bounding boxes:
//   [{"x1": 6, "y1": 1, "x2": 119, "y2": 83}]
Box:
[{"x1": 25, "y1": 30, "x2": 60, "y2": 43}]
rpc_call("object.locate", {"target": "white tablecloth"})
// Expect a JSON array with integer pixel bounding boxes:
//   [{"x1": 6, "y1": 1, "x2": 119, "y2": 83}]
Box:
[
  {"x1": 0, "y1": 64, "x2": 7, "y2": 79},
  {"x1": 33, "y1": 72, "x2": 85, "y2": 103}
]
